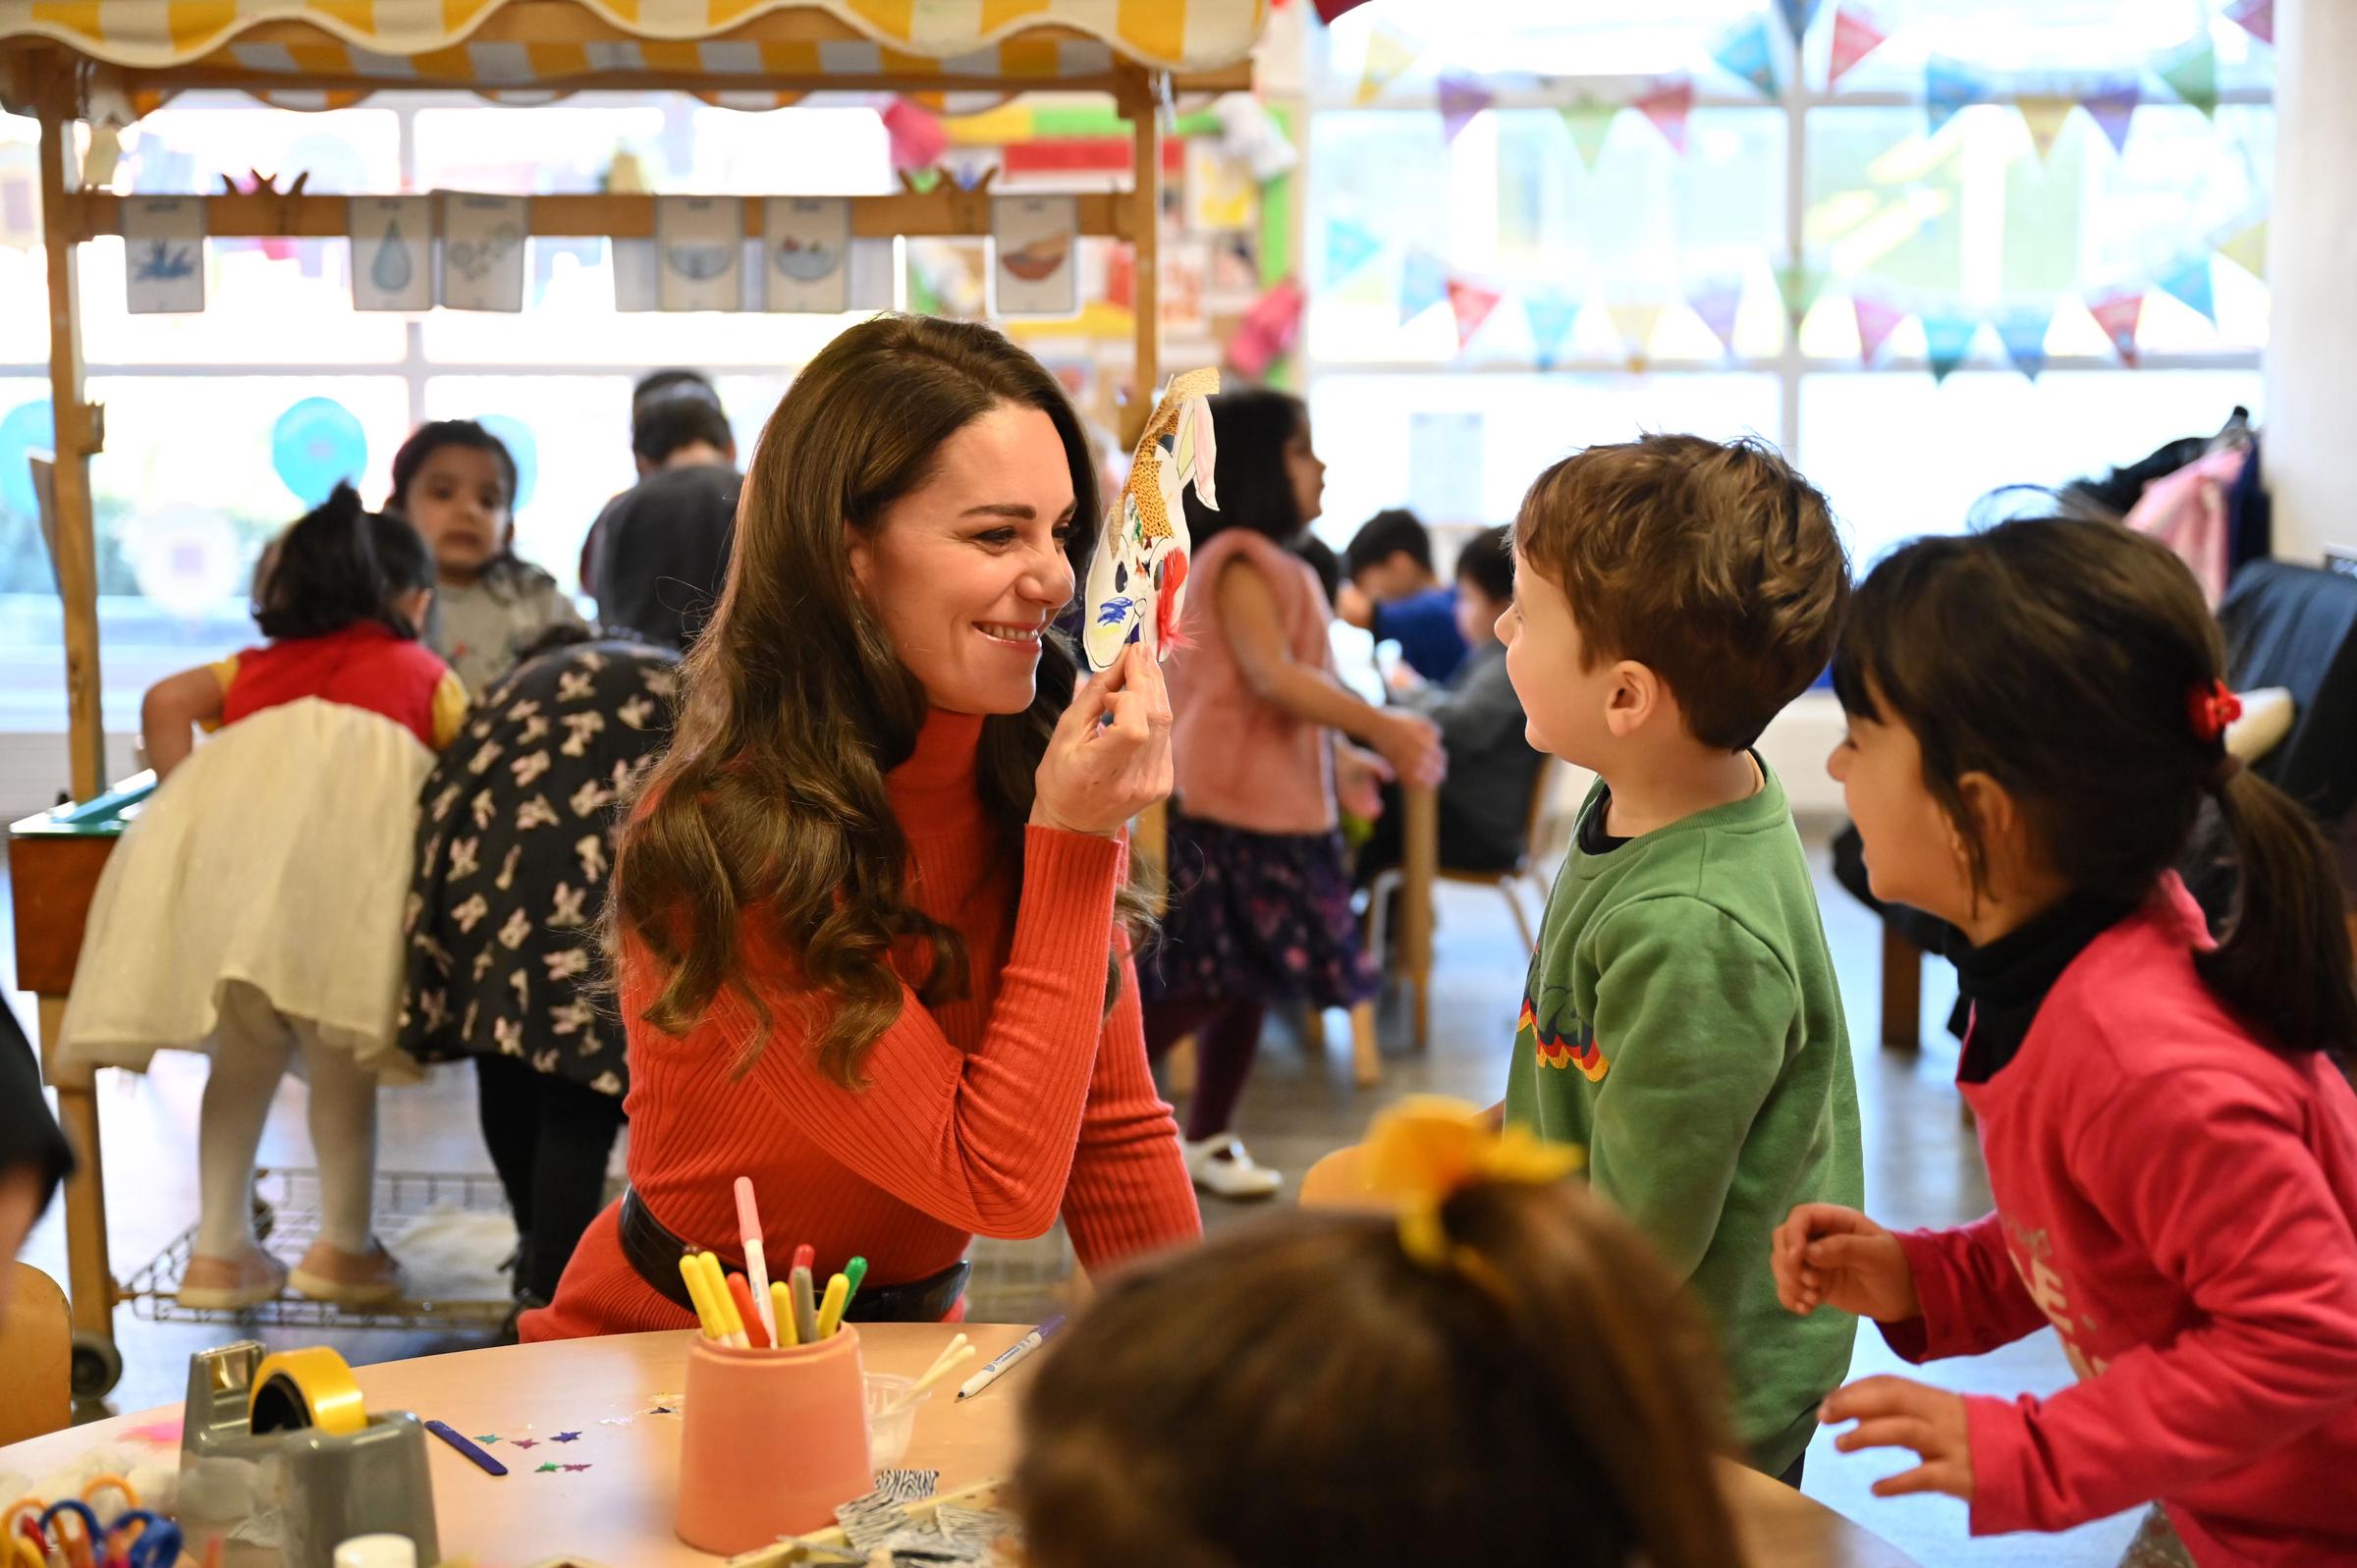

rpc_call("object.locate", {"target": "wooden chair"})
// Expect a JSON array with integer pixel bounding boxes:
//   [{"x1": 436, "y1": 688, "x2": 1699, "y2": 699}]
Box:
[{"x1": 0, "y1": 1261, "x2": 73, "y2": 1443}]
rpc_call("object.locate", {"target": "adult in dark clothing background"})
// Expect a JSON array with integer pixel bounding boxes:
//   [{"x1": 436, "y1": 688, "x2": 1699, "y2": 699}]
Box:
[{"x1": 586, "y1": 393, "x2": 740, "y2": 651}]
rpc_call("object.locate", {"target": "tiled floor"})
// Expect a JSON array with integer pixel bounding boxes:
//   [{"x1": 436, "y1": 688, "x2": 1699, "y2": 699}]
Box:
[{"x1": 4, "y1": 833, "x2": 2140, "y2": 1565}]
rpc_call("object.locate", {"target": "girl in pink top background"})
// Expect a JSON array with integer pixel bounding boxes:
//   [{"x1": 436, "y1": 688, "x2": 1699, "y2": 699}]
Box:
[
  {"x1": 1142, "y1": 389, "x2": 1445, "y2": 1200},
  {"x1": 1778, "y1": 514, "x2": 2357, "y2": 1568}
]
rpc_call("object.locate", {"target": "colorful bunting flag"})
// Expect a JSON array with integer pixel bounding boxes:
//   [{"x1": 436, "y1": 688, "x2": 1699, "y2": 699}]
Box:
[
  {"x1": 2160, "y1": 255, "x2": 2217, "y2": 323},
  {"x1": 2088, "y1": 291, "x2": 2144, "y2": 366},
  {"x1": 1922, "y1": 312, "x2": 1978, "y2": 382},
  {"x1": 2159, "y1": 38, "x2": 2218, "y2": 118},
  {"x1": 1227, "y1": 278, "x2": 1305, "y2": 379},
  {"x1": 1399, "y1": 247, "x2": 1448, "y2": 323},
  {"x1": 1852, "y1": 294, "x2": 1906, "y2": 364},
  {"x1": 2226, "y1": 0, "x2": 2275, "y2": 47},
  {"x1": 1326, "y1": 219, "x2": 1383, "y2": 286},
  {"x1": 882, "y1": 101, "x2": 947, "y2": 173},
  {"x1": 2218, "y1": 220, "x2": 2268, "y2": 281},
  {"x1": 1356, "y1": 25, "x2": 1419, "y2": 105},
  {"x1": 1439, "y1": 73, "x2": 1496, "y2": 143},
  {"x1": 1635, "y1": 78, "x2": 1695, "y2": 154},
  {"x1": 1776, "y1": 261, "x2": 1828, "y2": 328},
  {"x1": 1609, "y1": 300, "x2": 1664, "y2": 366},
  {"x1": 1447, "y1": 276, "x2": 1504, "y2": 348},
  {"x1": 2018, "y1": 96, "x2": 2075, "y2": 160},
  {"x1": 1560, "y1": 99, "x2": 1617, "y2": 171},
  {"x1": 1776, "y1": 0, "x2": 1823, "y2": 42},
  {"x1": 1828, "y1": 4, "x2": 1889, "y2": 88},
  {"x1": 1523, "y1": 291, "x2": 1582, "y2": 368},
  {"x1": 1997, "y1": 306, "x2": 2051, "y2": 379},
  {"x1": 1688, "y1": 278, "x2": 1744, "y2": 355},
  {"x1": 1925, "y1": 55, "x2": 1981, "y2": 135},
  {"x1": 2082, "y1": 82, "x2": 2140, "y2": 155},
  {"x1": 1712, "y1": 16, "x2": 1780, "y2": 98}
]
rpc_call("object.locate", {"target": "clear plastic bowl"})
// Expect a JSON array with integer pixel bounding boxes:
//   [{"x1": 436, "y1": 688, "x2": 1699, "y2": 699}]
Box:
[{"x1": 863, "y1": 1372, "x2": 931, "y2": 1468}]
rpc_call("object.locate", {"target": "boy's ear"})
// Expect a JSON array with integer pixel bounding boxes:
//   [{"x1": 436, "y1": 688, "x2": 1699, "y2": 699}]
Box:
[{"x1": 1603, "y1": 658, "x2": 1662, "y2": 738}]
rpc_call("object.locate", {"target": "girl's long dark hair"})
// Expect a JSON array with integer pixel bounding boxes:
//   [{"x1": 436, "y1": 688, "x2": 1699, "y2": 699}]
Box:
[
  {"x1": 251, "y1": 482, "x2": 433, "y2": 642},
  {"x1": 1183, "y1": 388, "x2": 1307, "y2": 549},
  {"x1": 1835, "y1": 514, "x2": 2356, "y2": 1060},
  {"x1": 387, "y1": 418, "x2": 556, "y2": 602}
]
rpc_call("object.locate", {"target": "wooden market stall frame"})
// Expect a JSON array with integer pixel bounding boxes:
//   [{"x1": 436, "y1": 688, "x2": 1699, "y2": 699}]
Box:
[{"x1": 7, "y1": 12, "x2": 1252, "y2": 1395}]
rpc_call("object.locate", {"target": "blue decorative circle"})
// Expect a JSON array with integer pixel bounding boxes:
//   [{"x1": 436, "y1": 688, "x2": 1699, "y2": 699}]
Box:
[
  {"x1": 0, "y1": 399, "x2": 56, "y2": 519},
  {"x1": 476, "y1": 413, "x2": 537, "y2": 512},
  {"x1": 270, "y1": 397, "x2": 369, "y2": 508}
]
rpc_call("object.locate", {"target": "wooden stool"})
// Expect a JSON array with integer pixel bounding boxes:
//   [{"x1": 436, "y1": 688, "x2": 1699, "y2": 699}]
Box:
[{"x1": 0, "y1": 1263, "x2": 72, "y2": 1443}]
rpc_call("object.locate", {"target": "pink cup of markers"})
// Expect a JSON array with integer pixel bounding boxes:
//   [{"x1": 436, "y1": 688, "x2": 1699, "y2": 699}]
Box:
[{"x1": 675, "y1": 1327, "x2": 872, "y2": 1554}]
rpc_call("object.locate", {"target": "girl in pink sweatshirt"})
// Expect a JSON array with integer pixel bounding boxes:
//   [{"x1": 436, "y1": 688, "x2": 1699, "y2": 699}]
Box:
[{"x1": 1775, "y1": 514, "x2": 2357, "y2": 1568}]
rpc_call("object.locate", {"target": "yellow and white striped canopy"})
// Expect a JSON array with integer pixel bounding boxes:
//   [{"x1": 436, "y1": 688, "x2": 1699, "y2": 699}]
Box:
[{"x1": 2, "y1": 0, "x2": 1266, "y2": 106}]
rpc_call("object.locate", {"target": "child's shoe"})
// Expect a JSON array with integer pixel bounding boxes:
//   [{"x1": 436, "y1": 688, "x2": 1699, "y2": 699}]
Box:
[
  {"x1": 1183, "y1": 1134, "x2": 1284, "y2": 1201},
  {"x1": 290, "y1": 1238, "x2": 406, "y2": 1307},
  {"x1": 177, "y1": 1246, "x2": 288, "y2": 1311}
]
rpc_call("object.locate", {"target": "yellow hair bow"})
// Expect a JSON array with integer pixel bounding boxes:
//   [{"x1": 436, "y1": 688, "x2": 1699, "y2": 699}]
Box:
[{"x1": 1360, "y1": 1096, "x2": 1583, "y2": 1270}]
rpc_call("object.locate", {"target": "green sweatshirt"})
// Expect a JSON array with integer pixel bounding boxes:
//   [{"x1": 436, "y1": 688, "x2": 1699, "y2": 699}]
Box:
[{"x1": 1505, "y1": 763, "x2": 1861, "y2": 1475}]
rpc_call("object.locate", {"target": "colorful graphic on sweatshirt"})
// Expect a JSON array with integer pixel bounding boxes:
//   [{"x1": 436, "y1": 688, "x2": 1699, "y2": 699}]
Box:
[{"x1": 1516, "y1": 996, "x2": 1608, "y2": 1081}]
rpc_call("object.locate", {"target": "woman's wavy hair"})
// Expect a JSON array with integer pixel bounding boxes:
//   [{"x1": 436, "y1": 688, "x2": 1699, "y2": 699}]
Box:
[{"x1": 609, "y1": 314, "x2": 1152, "y2": 1085}]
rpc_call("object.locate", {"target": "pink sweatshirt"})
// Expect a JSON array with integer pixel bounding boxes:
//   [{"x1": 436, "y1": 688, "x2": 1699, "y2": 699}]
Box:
[{"x1": 1883, "y1": 877, "x2": 2357, "y2": 1566}]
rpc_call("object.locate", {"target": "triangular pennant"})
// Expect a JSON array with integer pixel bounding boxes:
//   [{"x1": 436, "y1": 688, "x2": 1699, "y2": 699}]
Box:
[
  {"x1": 2159, "y1": 38, "x2": 2218, "y2": 118},
  {"x1": 1326, "y1": 219, "x2": 1383, "y2": 286},
  {"x1": 1560, "y1": 99, "x2": 1617, "y2": 171},
  {"x1": 2018, "y1": 96, "x2": 2075, "y2": 160},
  {"x1": 1925, "y1": 55, "x2": 1981, "y2": 136},
  {"x1": 1688, "y1": 278, "x2": 1744, "y2": 355},
  {"x1": 1608, "y1": 300, "x2": 1664, "y2": 365},
  {"x1": 1523, "y1": 291, "x2": 1582, "y2": 368},
  {"x1": 1922, "y1": 313, "x2": 1978, "y2": 383},
  {"x1": 1852, "y1": 294, "x2": 1907, "y2": 364},
  {"x1": 2226, "y1": 0, "x2": 2274, "y2": 47},
  {"x1": 1356, "y1": 25, "x2": 1419, "y2": 105},
  {"x1": 1997, "y1": 306, "x2": 2051, "y2": 379},
  {"x1": 1828, "y1": 4, "x2": 1889, "y2": 87},
  {"x1": 2218, "y1": 220, "x2": 2268, "y2": 282},
  {"x1": 2088, "y1": 291, "x2": 2144, "y2": 366},
  {"x1": 1439, "y1": 73, "x2": 1496, "y2": 143},
  {"x1": 2160, "y1": 255, "x2": 2217, "y2": 323},
  {"x1": 1635, "y1": 78, "x2": 1694, "y2": 154},
  {"x1": 1447, "y1": 276, "x2": 1504, "y2": 348},
  {"x1": 1711, "y1": 17, "x2": 1780, "y2": 98},
  {"x1": 1776, "y1": 261, "x2": 1828, "y2": 328},
  {"x1": 2082, "y1": 82, "x2": 2140, "y2": 155},
  {"x1": 1399, "y1": 247, "x2": 1449, "y2": 323},
  {"x1": 882, "y1": 101, "x2": 946, "y2": 173},
  {"x1": 1776, "y1": 0, "x2": 1823, "y2": 42}
]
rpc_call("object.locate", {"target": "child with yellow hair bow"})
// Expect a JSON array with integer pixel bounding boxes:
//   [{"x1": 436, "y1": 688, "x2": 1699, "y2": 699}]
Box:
[{"x1": 1011, "y1": 1099, "x2": 1745, "y2": 1568}]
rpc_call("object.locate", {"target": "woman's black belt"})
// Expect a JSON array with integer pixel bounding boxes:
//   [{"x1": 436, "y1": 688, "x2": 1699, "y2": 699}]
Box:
[{"x1": 617, "y1": 1185, "x2": 969, "y2": 1324}]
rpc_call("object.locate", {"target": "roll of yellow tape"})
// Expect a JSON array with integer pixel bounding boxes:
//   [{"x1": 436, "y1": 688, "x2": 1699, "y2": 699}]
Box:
[{"x1": 249, "y1": 1347, "x2": 367, "y2": 1436}]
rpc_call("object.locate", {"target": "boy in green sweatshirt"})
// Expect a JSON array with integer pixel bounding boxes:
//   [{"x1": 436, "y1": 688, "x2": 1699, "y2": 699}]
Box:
[{"x1": 1498, "y1": 433, "x2": 1862, "y2": 1483}]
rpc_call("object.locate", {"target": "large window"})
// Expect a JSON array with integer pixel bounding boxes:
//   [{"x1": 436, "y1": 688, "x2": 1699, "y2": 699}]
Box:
[{"x1": 1301, "y1": 0, "x2": 2272, "y2": 566}]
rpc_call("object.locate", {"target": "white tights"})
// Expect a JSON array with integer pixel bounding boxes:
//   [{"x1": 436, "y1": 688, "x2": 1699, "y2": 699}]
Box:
[{"x1": 193, "y1": 982, "x2": 378, "y2": 1259}]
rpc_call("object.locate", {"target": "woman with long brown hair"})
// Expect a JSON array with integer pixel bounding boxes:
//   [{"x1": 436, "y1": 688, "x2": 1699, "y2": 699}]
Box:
[{"x1": 525, "y1": 316, "x2": 1199, "y2": 1340}]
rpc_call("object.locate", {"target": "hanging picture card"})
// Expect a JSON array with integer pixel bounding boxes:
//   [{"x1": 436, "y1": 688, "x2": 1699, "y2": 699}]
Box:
[
  {"x1": 439, "y1": 192, "x2": 528, "y2": 312},
  {"x1": 762, "y1": 196, "x2": 851, "y2": 313},
  {"x1": 612, "y1": 241, "x2": 658, "y2": 312},
  {"x1": 123, "y1": 196, "x2": 205, "y2": 313},
  {"x1": 657, "y1": 195, "x2": 743, "y2": 312},
  {"x1": 848, "y1": 238, "x2": 897, "y2": 310},
  {"x1": 349, "y1": 195, "x2": 433, "y2": 312},
  {"x1": 991, "y1": 194, "x2": 1078, "y2": 317}
]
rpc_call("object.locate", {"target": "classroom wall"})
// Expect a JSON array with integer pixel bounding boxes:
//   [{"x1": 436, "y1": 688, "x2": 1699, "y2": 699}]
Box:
[{"x1": 2262, "y1": 0, "x2": 2357, "y2": 565}]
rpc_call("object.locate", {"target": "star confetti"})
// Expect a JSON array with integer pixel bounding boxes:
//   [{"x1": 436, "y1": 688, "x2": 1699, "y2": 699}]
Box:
[
  {"x1": 511, "y1": 1438, "x2": 539, "y2": 1449},
  {"x1": 598, "y1": 1416, "x2": 635, "y2": 1428},
  {"x1": 537, "y1": 1463, "x2": 561, "y2": 1474},
  {"x1": 563, "y1": 1463, "x2": 592, "y2": 1473},
  {"x1": 475, "y1": 1435, "x2": 499, "y2": 1444},
  {"x1": 552, "y1": 1432, "x2": 581, "y2": 1443}
]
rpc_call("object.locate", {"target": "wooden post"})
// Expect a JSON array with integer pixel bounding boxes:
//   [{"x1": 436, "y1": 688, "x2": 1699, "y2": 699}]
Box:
[
  {"x1": 1401, "y1": 782, "x2": 1439, "y2": 1050},
  {"x1": 38, "y1": 996, "x2": 112, "y2": 1360},
  {"x1": 1879, "y1": 926, "x2": 1923, "y2": 1050},
  {"x1": 36, "y1": 58, "x2": 106, "y2": 803},
  {"x1": 1120, "y1": 65, "x2": 1162, "y2": 450}
]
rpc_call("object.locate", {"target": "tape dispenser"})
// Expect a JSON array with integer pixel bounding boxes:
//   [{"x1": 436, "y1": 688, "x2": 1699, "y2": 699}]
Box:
[{"x1": 177, "y1": 1342, "x2": 441, "y2": 1568}]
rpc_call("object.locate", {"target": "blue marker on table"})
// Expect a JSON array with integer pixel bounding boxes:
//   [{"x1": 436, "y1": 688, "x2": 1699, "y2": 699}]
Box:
[
  {"x1": 954, "y1": 1315, "x2": 1067, "y2": 1402},
  {"x1": 424, "y1": 1420, "x2": 509, "y2": 1477}
]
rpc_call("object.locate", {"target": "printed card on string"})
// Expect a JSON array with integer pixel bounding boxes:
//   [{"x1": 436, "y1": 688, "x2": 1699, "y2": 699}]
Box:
[
  {"x1": 991, "y1": 195, "x2": 1079, "y2": 317},
  {"x1": 657, "y1": 195, "x2": 743, "y2": 312},
  {"x1": 1082, "y1": 368, "x2": 1220, "y2": 674},
  {"x1": 1183, "y1": 141, "x2": 1256, "y2": 233},
  {"x1": 439, "y1": 192, "x2": 528, "y2": 312},
  {"x1": 612, "y1": 241, "x2": 659, "y2": 312},
  {"x1": 349, "y1": 196, "x2": 432, "y2": 312},
  {"x1": 762, "y1": 196, "x2": 851, "y2": 313},
  {"x1": 124, "y1": 196, "x2": 205, "y2": 313},
  {"x1": 848, "y1": 238, "x2": 898, "y2": 310}
]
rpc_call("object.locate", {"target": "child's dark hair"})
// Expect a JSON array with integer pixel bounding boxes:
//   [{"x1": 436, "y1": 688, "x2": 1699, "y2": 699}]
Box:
[
  {"x1": 251, "y1": 483, "x2": 433, "y2": 642},
  {"x1": 632, "y1": 368, "x2": 724, "y2": 462},
  {"x1": 1835, "y1": 514, "x2": 2357, "y2": 1060},
  {"x1": 634, "y1": 396, "x2": 736, "y2": 467},
  {"x1": 1014, "y1": 1182, "x2": 1740, "y2": 1568},
  {"x1": 1516, "y1": 433, "x2": 1849, "y2": 750},
  {"x1": 1455, "y1": 523, "x2": 1515, "y2": 603},
  {"x1": 388, "y1": 418, "x2": 557, "y2": 603},
  {"x1": 1183, "y1": 388, "x2": 1307, "y2": 547},
  {"x1": 1292, "y1": 532, "x2": 1343, "y2": 606},
  {"x1": 1345, "y1": 507, "x2": 1434, "y2": 582}
]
